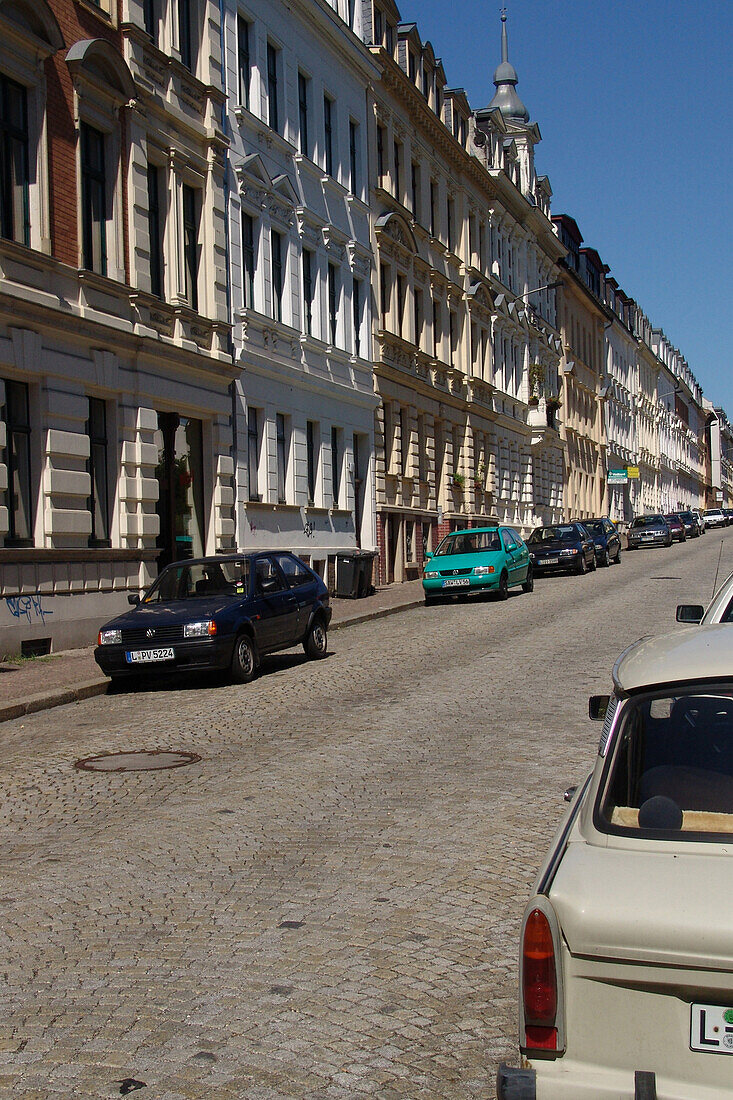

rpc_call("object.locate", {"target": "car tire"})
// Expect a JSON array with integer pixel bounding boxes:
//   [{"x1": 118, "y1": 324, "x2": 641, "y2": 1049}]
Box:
[
  {"x1": 601, "y1": 548, "x2": 611, "y2": 567},
  {"x1": 666, "y1": 537, "x2": 673, "y2": 547},
  {"x1": 424, "y1": 593, "x2": 442, "y2": 606},
  {"x1": 231, "y1": 633, "x2": 257, "y2": 683},
  {"x1": 578, "y1": 554, "x2": 588, "y2": 574},
  {"x1": 304, "y1": 618, "x2": 328, "y2": 659},
  {"x1": 614, "y1": 546, "x2": 621, "y2": 563},
  {"x1": 497, "y1": 570, "x2": 509, "y2": 600},
  {"x1": 522, "y1": 565, "x2": 534, "y2": 593},
  {"x1": 589, "y1": 553, "x2": 597, "y2": 571}
]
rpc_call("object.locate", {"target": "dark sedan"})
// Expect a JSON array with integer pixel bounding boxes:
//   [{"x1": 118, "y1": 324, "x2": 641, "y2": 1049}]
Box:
[
  {"x1": 674, "y1": 510, "x2": 700, "y2": 538},
  {"x1": 626, "y1": 514, "x2": 672, "y2": 549},
  {"x1": 573, "y1": 516, "x2": 622, "y2": 567},
  {"x1": 527, "y1": 522, "x2": 597, "y2": 575},
  {"x1": 95, "y1": 552, "x2": 332, "y2": 684},
  {"x1": 664, "y1": 513, "x2": 686, "y2": 542}
]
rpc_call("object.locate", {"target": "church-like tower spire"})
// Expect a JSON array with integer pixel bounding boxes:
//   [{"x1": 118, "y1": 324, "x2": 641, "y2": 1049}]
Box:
[{"x1": 488, "y1": 9, "x2": 529, "y2": 124}]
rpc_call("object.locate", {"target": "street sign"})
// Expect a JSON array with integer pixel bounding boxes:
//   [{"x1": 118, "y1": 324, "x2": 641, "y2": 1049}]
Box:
[
  {"x1": 608, "y1": 469, "x2": 628, "y2": 485},
  {"x1": 626, "y1": 466, "x2": 640, "y2": 479}
]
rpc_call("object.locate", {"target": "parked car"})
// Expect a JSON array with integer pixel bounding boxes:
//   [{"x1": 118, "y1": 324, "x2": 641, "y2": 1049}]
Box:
[
  {"x1": 571, "y1": 517, "x2": 621, "y2": 567},
  {"x1": 95, "y1": 552, "x2": 331, "y2": 683},
  {"x1": 677, "y1": 569, "x2": 733, "y2": 625},
  {"x1": 674, "y1": 509, "x2": 700, "y2": 538},
  {"x1": 422, "y1": 525, "x2": 533, "y2": 603},
  {"x1": 527, "y1": 523, "x2": 596, "y2": 575},
  {"x1": 691, "y1": 508, "x2": 706, "y2": 534},
  {"x1": 625, "y1": 514, "x2": 672, "y2": 549},
  {"x1": 497, "y1": 624, "x2": 733, "y2": 1100},
  {"x1": 664, "y1": 512, "x2": 686, "y2": 542},
  {"x1": 703, "y1": 507, "x2": 728, "y2": 528}
]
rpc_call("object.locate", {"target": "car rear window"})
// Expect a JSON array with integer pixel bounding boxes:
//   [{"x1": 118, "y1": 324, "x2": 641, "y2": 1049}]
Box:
[
  {"x1": 598, "y1": 689, "x2": 733, "y2": 837},
  {"x1": 144, "y1": 560, "x2": 250, "y2": 601}
]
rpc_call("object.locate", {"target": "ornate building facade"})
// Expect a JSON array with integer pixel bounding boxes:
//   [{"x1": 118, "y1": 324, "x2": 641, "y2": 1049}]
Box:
[{"x1": 0, "y1": 0, "x2": 235, "y2": 656}]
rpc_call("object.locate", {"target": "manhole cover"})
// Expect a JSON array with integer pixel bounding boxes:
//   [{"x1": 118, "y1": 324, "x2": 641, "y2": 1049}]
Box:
[{"x1": 75, "y1": 750, "x2": 201, "y2": 773}]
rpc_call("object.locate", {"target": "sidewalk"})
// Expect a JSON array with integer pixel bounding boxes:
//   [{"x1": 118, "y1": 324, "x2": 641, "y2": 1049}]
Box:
[{"x1": 0, "y1": 580, "x2": 426, "y2": 724}]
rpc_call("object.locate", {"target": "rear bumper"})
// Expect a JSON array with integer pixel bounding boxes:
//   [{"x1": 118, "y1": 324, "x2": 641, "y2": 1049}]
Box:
[
  {"x1": 497, "y1": 1064, "x2": 536, "y2": 1099},
  {"x1": 94, "y1": 636, "x2": 234, "y2": 677},
  {"x1": 502, "y1": 1059, "x2": 728, "y2": 1099}
]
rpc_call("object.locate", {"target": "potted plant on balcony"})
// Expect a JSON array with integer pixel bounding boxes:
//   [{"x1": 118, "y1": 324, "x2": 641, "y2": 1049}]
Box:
[
  {"x1": 473, "y1": 460, "x2": 486, "y2": 489},
  {"x1": 451, "y1": 471, "x2": 465, "y2": 490},
  {"x1": 528, "y1": 362, "x2": 544, "y2": 406}
]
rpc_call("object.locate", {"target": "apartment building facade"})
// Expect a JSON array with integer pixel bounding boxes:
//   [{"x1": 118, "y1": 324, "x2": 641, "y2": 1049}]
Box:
[
  {"x1": 0, "y1": 0, "x2": 235, "y2": 655},
  {"x1": 364, "y1": 5, "x2": 564, "y2": 584},
  {"x1": 223, "y1": 0, "x2": 379, "y2": 582}
]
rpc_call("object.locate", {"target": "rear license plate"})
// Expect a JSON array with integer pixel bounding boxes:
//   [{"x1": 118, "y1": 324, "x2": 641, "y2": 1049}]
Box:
[
  {"x1": 126, "y1": 648, "x2": 175, "y2": 664},
  {"x1": 690, "y1": 1003, "x2": 733, "y2": 1054},
  {"x1": 642, "y1": 535, "x2": 655, "y2": 540},
  {"x1": 442, "y1": 578, "x2": 470, "y2": 588},
  {"x1": 542, "y1": 557, "x2": 559, "y2": 565}
]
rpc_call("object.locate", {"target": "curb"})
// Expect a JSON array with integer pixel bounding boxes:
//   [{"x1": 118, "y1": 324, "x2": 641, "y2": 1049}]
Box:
[{"x1": 0, "y1": 596, "x2": 426, "y2": 724}]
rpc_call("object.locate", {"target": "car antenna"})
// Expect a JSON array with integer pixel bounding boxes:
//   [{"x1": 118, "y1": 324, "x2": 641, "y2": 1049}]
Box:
[{"x1": 712, "y1": 539, "x2": 725, "y2": 599}]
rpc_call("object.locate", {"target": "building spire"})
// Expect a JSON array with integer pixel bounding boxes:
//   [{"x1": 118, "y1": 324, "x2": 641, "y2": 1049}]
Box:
[{"x1": 488, "y1": 8, "x2": 529, "y2": 124}]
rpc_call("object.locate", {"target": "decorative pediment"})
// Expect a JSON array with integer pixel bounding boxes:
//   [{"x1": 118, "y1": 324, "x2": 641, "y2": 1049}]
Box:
[
  {"x1": 375, "y1": 210, "x2": 417, "y2": 255},
  {"x1": 467, "y1": 282, "x2": 492, "y2": 311},
  {"x1": 271, "y1": 173, "x2": 298, "y2": 205},
  {"x1": 237, "y1": 153, "x2": 272, "y2": 190},
  {"x1": 0, "y1": 0, "x2": 63, "y2": 56},
  {"x1": 66, "y1": 38, "x2": 135, "y2": 106}
]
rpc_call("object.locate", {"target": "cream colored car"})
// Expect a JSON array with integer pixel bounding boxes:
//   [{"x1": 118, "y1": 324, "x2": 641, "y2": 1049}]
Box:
[{"x1": 498, "y1": 625, "x2": 733, "y2": 1100}]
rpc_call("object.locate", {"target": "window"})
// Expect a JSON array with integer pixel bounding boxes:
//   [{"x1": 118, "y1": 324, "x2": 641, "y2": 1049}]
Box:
[
  {"x1": 242, "y1": 212, "x2": 255, "y2": 309},
  {"x1": 143, "y1": 0, "x2": 158, "y2": 40},
  {"x1": 410, "y1": 161, "x2": 420, "y2": 220},
  {"x1": 393, "y1": 139, "x2": 401, "y2": 200},
  {"x1": 331, "y1": 426, "x2": 341, "y2": 507},
  {"x1": 80, "y1": 123, "x2": 107, "y2": 274},
  {"x1": 302, "y1": 249, "x2": 314, "y2": 336},
  {"x1": 374, "y1": 8, "x2": 383, "y2": 45},
  {"x1": 0, "y1": 74, "x2": 29, "y2": 246},
  {"x1": 380, "y1": 263, "x2": 389, "y2": 329},
  {"x1": 408, "y1": 52, "x2": 416, "y2": 81},
  {"x1": 87, "y1": 397, "x2": 110, "y2": 546},
  {"x1": 399, "y1": 408, "x2": 409, "y2": 473},
  {"x1": 328, "y1": 262, "x2": 338, "y2": 345},
  {"x1": 182, "y1": 184, "x2": 199, "y2": 310},
  {"x1": 271, "y1": 231, "x2": 283, "y2": 322},
  {"x1": 147, "y1": 164, "x2": 163, "y2": 298},
  {"x1": 306, "y1": 420, "x2": 318, "y2": 505},
  {"x1": 1, "y1": 379, "x2": 32, "y2": 545},
  {"x1": 446, "y1": 196, "x2": 454, "y2": 252},
  {"x1": 273, "y1": 552, "x2": 312, "y2": 588},
  {"x1": 429, "y1": 180, "x2": 437, "y2": 238},
  {"x1": 376, "y1": 125, "x2": 385, "y2": 181},
  {"x1": 385, "y1": 22, "x2": 394, "y2": 55},
  {"x1": 237, "y1": 16, "x2": 250, "y2": 109},
  {"x1": 449, "y1": 311, "x2": 456, "y2": 366},
  {"x1": 247, "y1": 407, "x2": 260, "y2": 501},
  {"x1": 349, "y1": 119, "x2": 359, "y2": 195},
  {"x1": 179, "y1": 0, "x2": 196, "y2": 72},
  {"x1": 324, "y1": 95, "x2": 334, "y2": 176},
  {"x1": 396, "y1": 273, "x2": 405, "y2": 337},
  {"x1": 298, "y1": 72, "x2": 309, "y2": 156},
  {"x1": 276, "y1": 413, "x2": 288, "y2": 503},
  {"x1": 352, "y1": 276, "x2": 361, "y2": 357},
  {"x1": 413, "y1": 288, "x2": 423, "y2": 349},
  {"x1": 432, "y1": 299, "x2": 440, "y2": 358},
  {"x1": 267, "y1": 42, "x2": 279, "y2": 134}
]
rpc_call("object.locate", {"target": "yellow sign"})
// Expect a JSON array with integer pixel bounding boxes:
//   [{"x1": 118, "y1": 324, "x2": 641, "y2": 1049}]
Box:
[{"x1": 626, "y1": 466, "x2": 640, "y2": 479}]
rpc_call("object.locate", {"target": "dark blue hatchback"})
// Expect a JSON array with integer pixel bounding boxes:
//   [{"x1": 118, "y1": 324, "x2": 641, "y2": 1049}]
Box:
[{"x1": 94, "y1": 552, "x2": 331, "y2": 684}]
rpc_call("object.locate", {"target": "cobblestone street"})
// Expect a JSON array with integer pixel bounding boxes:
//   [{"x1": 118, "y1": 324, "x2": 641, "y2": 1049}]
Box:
[{"x1": 1, "y1": 535, "x2": 731, "y2": 1099}]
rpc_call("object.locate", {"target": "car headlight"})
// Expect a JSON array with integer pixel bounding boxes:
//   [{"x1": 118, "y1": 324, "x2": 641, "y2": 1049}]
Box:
[
  {"x1": 561, "y1": 548, "x2": 578, "y2": 555},
  {"x1": 184, "y1": 620, "x2": 217, "y2": 638},
  {"x1": 473, "y1": 565, "x2": 495, "y2": 576},
  {"x1": 424, "y1": 570, "x2": 439, "y2": 579},
  {"x1": 595, "y1": 542, "x2": 603, "y2": 549},
  {"x1": 529, "y1": 552, "x2": 536, "y2": 561},
  {"x1": 98, "y1": 629, "x2": 122, "y2": 646}
]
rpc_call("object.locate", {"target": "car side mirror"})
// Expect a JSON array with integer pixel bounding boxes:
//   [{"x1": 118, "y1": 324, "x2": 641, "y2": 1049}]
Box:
[
  {"x1": 128, "y1": 593, "x2": 140, "y2": 605},
  {"x1": 424, "y1": 551, "x2": 433, "y2": 561},
  {"x1": 589, "y1": 694, "x2": 610, "y2": 721},
  {"x1": 676, "y1": 604, "x2": 703, "y2": 623}
]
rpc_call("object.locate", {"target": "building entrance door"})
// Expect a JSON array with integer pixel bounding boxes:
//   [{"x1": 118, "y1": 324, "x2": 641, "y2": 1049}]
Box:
[{"x1": 155, "y1": 413, "x2": 205, "y2": 570}]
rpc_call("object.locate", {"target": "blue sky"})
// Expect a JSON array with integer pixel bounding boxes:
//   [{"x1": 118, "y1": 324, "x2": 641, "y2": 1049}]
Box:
[{"x1": 401, "y1": 0, "x2": 733, "y2": 414}]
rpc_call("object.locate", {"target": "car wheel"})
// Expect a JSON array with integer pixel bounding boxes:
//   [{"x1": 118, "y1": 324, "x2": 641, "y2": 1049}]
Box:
[
  {"x1": 614, "y1": 546, "x2": 622, "y2": 563},
  {"x1": 304, "y1": 618, "x2": 328, "y2": 659},
  {"x1": 497, "y1": 570, "x2": 509, "y2": 600},
  {"x1": 231, "y1": 633, "x2": 257, "y2": 683},
  {"x1": 666, "y1": 537, "x2": 673, "y2": 547},
  {"x1": 424, "y1": 593, "x2": 442, "y2": 606},
  {"x1": 577, "y1": 553, "x2": 588, "y2": 574},
  {"x1": 601, "y1": 548, "x2": 611, "y2": 567},
  {"x1": 522, "y1": 565, "x2": 534, "y2": 593},
  {"x1": 589, "y1": 552, "x2": 597, "y2": 571}
]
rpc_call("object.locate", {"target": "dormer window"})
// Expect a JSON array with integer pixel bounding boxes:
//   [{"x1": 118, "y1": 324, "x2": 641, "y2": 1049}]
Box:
[
  {"x1": 422, "y1": 67, "x2": 430, "y2": 99},
  {"x1": 374, "y1": 8, "x2": 383, "y2": 46},
  {"x1": 408, "y1": 52, "x2": 416, "y2": 81},
  {"x1": 385, "y1": 22, "x2": 394, "y2": 56}
]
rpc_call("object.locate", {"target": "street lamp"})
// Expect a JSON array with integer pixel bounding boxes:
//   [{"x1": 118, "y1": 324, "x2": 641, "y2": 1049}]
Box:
[{"x1": 515, "y1": 279, "x2": 563, "y2": 299}]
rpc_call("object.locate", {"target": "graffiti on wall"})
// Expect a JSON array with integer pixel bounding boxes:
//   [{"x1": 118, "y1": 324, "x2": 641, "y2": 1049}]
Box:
[{"x1": 5, "y1": 596, "x2": 54, "y2": 626}]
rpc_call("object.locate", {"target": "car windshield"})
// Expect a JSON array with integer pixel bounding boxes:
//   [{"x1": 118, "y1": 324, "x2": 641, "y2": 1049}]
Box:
[
  {"x1": 705, "y1": 510, "x2": 722, "y2": 517},
  {"x1": 599, "y1": 689, "x2": 733, "y2": 837},
  {"x1": 631, "y1": 515, "x2": 665, "y2": 528},
  {"x1": 143, "y1": 560, "x2": 250, "y2": 602},
  {"x1": 433, "y1": 531, "x2": 501, "y2": 556},
  {"x1": 529, "y1": 525, "x2": 578, "y2": 544},
  {"x1": 582, "y1": 521, "x2": 604, "y2": 536}
]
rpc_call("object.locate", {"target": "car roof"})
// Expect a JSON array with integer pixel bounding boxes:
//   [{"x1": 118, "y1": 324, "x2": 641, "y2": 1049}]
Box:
[
  {"x1": 160, "y1": 551, "x2": 287, "y2": 569},
  {"x1": 446, "y1": 525, "x2": 502, "y2": 534},
  {"x1": 613, "y1": 624, "x2": 733, "y2": 694}
]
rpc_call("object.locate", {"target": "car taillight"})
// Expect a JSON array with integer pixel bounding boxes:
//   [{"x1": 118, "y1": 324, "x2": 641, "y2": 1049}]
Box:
[{"x1": 522, "y1": 907, "x2": 557, "y2": 1051}]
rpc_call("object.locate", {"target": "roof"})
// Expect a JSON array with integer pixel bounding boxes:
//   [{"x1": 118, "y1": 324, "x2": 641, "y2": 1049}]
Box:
[{"x1": 613, "y1": 625, "x2": 733, "y2": 694}]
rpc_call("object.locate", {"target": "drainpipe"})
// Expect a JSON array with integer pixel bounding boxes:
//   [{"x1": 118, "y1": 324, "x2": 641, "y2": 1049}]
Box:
[{"x1": 219, "y1": 0, "x2": 238, "y2": 548}]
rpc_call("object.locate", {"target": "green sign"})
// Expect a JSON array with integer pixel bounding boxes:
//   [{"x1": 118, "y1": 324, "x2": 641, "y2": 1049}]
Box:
[{"x1": 608, "y1": 469, "x2": 628, "y2": 485}]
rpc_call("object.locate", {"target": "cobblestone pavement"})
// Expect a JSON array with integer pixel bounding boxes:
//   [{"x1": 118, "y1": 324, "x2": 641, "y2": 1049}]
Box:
[{"x1": 1, "y1": 534, "x2": 731, "y2": 1099}]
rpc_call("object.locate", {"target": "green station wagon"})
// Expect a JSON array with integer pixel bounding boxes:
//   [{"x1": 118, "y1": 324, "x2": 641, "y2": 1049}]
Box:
[{"x1": 422, "y1": 525, "x2": 533, "y2": 604}]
